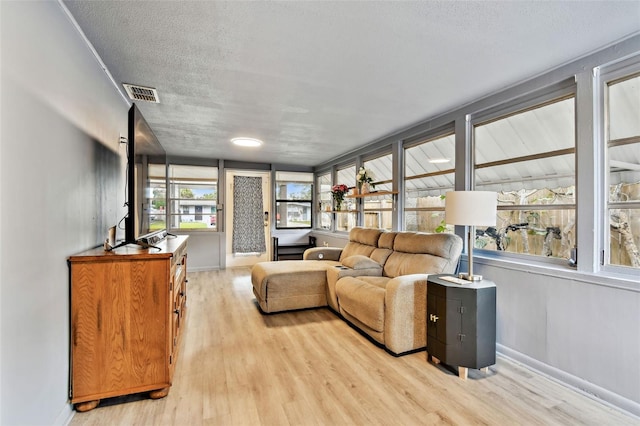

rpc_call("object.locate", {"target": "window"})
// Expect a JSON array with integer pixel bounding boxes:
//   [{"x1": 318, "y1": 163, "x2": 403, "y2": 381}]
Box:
[
  {"x1": 317, "y1": 171, "x2": 332, "y2": 230},
  {"x1": 473, "y1": 96, "x2": 576, "y2": 260},
  {"x1": 362, "y1": 153, "x2": 393, "y2": 230},
  {"x1": 168, "y1": 165, "x2": 218, "y2": 231},
  {"x1": 147, "y1": 163, "x2": 167, "y2": 231},
  {"x1": 404, "y1": 132, "x2": 455, "y2": 233},
  {"x1": 335, "y1": 164, "x2": 357, "y2": 232},
  {"x1": 606, "y1": 73, "x2": 640, "y2": 269},
  {"x1": 275, "y1": 171, "x2": 313, "y2": 229}
]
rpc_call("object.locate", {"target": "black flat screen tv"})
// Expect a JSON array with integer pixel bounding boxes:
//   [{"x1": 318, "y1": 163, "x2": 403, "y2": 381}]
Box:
[{"x1": 124, "y1": 103, "x2": 167, "y2": 244}]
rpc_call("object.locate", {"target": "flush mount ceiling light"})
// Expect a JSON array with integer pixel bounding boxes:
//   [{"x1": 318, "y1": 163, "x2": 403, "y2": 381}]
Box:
[
  {"x1": 231, "y1": 137, "x2": 263, "y2": 147},
  {"x1": 428, "y1": 158, "x2": 451, "y2": 164}
]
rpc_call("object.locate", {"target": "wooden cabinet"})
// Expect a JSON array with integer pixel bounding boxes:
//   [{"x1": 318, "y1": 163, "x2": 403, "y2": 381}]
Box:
[
  {"x1": 68, "y1": 236, "x2": 188, "y2": 411},
  {"x1": 426, "y1": 274, "x2": 496, "y2": 380}
]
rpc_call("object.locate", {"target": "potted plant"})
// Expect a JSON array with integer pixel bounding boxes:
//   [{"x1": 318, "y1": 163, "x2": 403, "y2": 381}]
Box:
[
  {"x1": 357, "y1": 167, "x2": 376, "y2": 193},
  {"x1": 331, "y1": 184, "x2": 348, "y2": 210}
]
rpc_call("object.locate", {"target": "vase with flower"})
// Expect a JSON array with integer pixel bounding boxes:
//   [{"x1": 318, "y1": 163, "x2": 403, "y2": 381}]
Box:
[
  {"x1": 331, "y1": 184, "x2": 348, "y2": 211},
  {"x1": 357, "y1": 167, "x2": 375, "y2": 194}
]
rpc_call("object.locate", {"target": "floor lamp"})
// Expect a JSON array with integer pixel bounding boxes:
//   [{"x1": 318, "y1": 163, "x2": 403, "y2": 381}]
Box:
[{"x1": 445, "y1": 191, "x2": 497, "y2": 281}]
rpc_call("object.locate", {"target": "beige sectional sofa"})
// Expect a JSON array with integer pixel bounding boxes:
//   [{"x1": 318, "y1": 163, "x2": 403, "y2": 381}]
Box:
[{"x1": 251, "y1": 227, "x2": 463, "y2": 355}]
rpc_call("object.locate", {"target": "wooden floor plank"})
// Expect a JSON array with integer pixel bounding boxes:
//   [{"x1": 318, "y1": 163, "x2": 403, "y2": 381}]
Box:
[{"x1": 70, "y1": 268, "x2": 639, "y2": 426}]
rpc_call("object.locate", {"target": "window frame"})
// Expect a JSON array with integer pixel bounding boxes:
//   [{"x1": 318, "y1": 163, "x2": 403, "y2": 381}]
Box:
[
  {"x1": 403, "y1": 127, "x2": 456, "y2": 233},
  {"x1": 360, "y1": 151, "x2": 394, "y2": 230},
  {"x1": 167, "y1": 164, "x2": 219, "y2": 232},
  {"x1": 469, "y1": 81, "x2": 577, "y2": 265},
  {"x1": 599, "y1": 58, "x2": 640, "y2": 273},
  {"x1": 334, "y1": 163, "x2": 358, "y2": 233},
  {"x1": 274, "y1": 171, "x2": 314, "y2": 230},
  {"x1": 315, "y1": 170, "x2": 333, "y2": 231},
  {"x1": 145, "y1": 162, "x2": 168, "y2": 234}
]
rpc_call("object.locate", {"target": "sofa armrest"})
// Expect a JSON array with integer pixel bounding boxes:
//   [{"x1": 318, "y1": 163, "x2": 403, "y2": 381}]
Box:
[
  {"x1": 303, "y1": 247, "x2": 342, "y2": 261},
  {"x1": 384, "y1": 274, "x2": 429, "y2": 355}
]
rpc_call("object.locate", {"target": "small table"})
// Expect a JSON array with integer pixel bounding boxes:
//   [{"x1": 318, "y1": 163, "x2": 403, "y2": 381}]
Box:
[
  {"x1": 426, "y1": 274, "x2": 496, "y2": 380},
  {"x1": 272, "y1": 236, "x2": 316, "y2": 261}
]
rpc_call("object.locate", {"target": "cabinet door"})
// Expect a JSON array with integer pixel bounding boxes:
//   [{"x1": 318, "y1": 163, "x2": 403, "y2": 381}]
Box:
[
  {"x1": 427, "y1": 292, "x2": 438, "y2": 339},
  {"x1": 428, "y1": 293, "x2": 462, "y2": 342},
  {"x1": 443, "y1": 297, "x2": 462, "y2": 343}
]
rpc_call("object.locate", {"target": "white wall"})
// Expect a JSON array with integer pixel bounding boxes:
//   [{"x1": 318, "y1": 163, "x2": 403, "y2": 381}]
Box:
[
  {"x1": 0, "y1": 2, "x2": 128, "y2": 424},
  {"x1": 472, "y1": 258, "x2": 640, "y2": 416},
  {"x1": 174, "y1": 231, "x2": 223, "y2": 271},
  {"x1": 311, "y1": 230, "x2": 349, "y2": 249}
]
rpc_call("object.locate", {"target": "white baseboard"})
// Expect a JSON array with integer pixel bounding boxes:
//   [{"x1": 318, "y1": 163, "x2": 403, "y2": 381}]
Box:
[
  {"x1": 497, "y1": 344, "x2": 640, "y2": 419},
  {"x1": 56, "y1": 403, "x2": 74, "y2": 426},
  {"x1": 188, "y1": 266, "x2": 220, "y2": 272}
]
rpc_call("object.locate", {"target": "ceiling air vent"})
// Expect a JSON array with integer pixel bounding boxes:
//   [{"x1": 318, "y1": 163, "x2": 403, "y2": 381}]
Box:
[{"x1": 122, "y1": 83, "x2": 160, "y2": 103}]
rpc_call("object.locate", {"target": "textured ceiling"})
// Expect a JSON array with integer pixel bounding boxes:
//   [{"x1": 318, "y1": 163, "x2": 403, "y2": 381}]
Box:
[{"x1": 62, "y1": 1, "x2": 640, "y2": 167}]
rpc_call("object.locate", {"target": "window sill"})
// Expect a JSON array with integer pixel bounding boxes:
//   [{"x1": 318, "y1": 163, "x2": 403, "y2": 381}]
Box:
[
  {"x1": 472, "y1": 251, "x2": 640, "y2": 293},
  {"x1": 312, "y1": 229, "x2": 350, "y2": 237},
  {"x1": 169, "y1": 228, "x2": 219, "y2": 233}
]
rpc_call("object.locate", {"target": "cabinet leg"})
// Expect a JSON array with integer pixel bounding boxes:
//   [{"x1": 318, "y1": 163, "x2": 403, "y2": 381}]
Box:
[
  {"x1": 431, "y1": 356, "x2": 440, "y2": 365},
  {"x1": 458, "y1": 367, "x2": 468, "y2": 380},
  {"x1": 75, "y1": 400, "x2": 100, "y2": 412},
  {"x1": 149, "y1": 387, "x2": 170, "y2": 399},
  {"x1": 481, "y1": 367, "x2": 489, "y2": 374}
]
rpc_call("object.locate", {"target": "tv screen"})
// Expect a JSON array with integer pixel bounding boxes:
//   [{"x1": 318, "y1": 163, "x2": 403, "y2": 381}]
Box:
[{"x1": 125, "y1": 104, "x2": 167, "y2": 243}]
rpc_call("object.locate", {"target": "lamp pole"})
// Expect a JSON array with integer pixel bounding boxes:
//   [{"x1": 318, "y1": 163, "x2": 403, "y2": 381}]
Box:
[{"x1": 461, "y1": 225, "x2": 482, "y2": 281}]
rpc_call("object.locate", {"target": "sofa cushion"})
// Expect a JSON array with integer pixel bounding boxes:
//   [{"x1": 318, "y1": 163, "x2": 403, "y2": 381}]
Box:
[
  {"x1": 336, "y1": 276, "x2": 390, "y2": 333},
  {"x1": 370, "y1": 247, "x2": 393, "y2": 266},
  {"x1": 251, "y1": 260, "x2": 337, "y2": 306},
  {"x1": 377, "y1": 231, "x2": 396, "y2": 249},
  {"x1": 339, "y1": 227, "x2": 382, "y2": 260},
  {"x1": 365, "y1": 231, "x2": 395, "y2": 266},
  {"x1": 384, "y1": 252, "x2": 450, "y2": 277},
  {"x1": 341, "y1": 255, "x2": 381, "y2": 270},
  {"x1": 393, "y1": 232, "x2": 458, "y2": 258},
  {"x1": 383, "y1": 232, "x2": 462, "y2": 278},
  {"x1": 326, "y1": 265, "x2": 382, "y2": 312},
  {"x1": 350, "y1": 227, "x2": 384, "y2": 246},
  {"x1": 355, "y1": 276, "x2": 391, "y2": 289}
]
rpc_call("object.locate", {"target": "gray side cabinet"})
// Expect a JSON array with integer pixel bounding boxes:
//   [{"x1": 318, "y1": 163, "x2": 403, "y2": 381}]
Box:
[{"x1": 426, "y1": 274, "x2": 497, "y2": 380}]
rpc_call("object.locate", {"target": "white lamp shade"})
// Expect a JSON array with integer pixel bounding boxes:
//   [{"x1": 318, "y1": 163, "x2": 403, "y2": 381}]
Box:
[{"x1": 445, "y1": 191, "x2": 497, "y2": 226}]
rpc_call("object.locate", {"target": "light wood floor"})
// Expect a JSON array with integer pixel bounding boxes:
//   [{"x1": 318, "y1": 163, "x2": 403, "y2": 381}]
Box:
[{"x1": 70, "y1": 268, "x2": 639, "y2": 425}]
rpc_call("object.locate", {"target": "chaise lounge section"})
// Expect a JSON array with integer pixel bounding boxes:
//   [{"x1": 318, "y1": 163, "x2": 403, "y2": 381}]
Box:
[{"x1": 251, "y1": 227, "x2": 462, "y2": 354}]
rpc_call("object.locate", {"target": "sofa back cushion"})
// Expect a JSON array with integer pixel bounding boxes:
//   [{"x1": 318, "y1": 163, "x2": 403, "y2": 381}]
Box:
[
  {"x1": 383, "y1": 232, "x2": 463, "y2": 278},
  {"x1": 377, "y1": 232, "x2": 396, "y2": 250},
  {"x1": 340, "y1": 227, "x2": 383, "y2": 260},
  {"x1": 369, "y1": 231, "x2": 396, "y2": 266}
]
